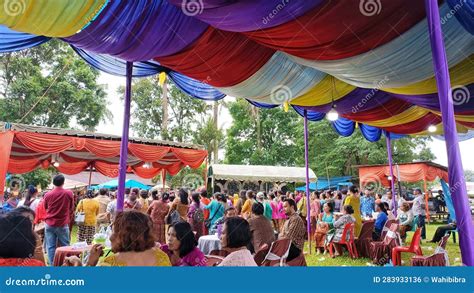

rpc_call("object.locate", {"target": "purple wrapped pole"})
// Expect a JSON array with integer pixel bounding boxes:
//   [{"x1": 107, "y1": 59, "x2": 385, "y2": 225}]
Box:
[
  {"x1": 385, "y1": 133, "x2": 397, "y2": 217},
  {"x1": 116, "y1": 61, "x2": 133, "y2": 212},
  {"x1": 424, "y1": 0, "x2": 474, "y2": 266},
  {"x1": 303, "y1": 110, "x2": 312, "y2": 254}
]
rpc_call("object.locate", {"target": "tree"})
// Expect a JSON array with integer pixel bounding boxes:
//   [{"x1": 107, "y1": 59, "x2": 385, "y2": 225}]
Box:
[
  {"x1": 225, "y1": 100, "x2": 435, "y2": 179},
  {"x1": 225, "y1": 99, "x2": 301, "y2": 166},
  {"x1": 465, "y1": 170, "x2": 474, "y2": 182},
  {"x1": 0, "y1": 40, "x2": 110, "y2": 131},
  {"x1": 193, "y1": 116, "x2": 224, "y2": 164},
  {"x1": 118, "y1": 77, "x2": 210, "y2": 142}
]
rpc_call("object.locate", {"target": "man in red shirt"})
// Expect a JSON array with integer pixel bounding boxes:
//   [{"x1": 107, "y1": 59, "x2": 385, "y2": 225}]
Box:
[{"x1": 43, "y1": 174, "x2": 74, "y2": 266}]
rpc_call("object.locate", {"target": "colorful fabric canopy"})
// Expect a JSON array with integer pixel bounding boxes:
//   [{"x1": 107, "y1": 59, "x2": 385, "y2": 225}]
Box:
[
  {"x1": 0, "y1": 123, "x2": 207, "y2": 195},
  {"x1": 0, "y1": 0, "x2": 473, "y2": 138}
]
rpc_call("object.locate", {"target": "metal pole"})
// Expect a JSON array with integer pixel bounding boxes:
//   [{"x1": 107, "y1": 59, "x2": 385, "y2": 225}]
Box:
[
  {"x1": 385, "y1": 133, "x2": 397, "y2": 216},
  {"x1": 87, "y1": 164, "x2": 93, "y2": 190},
  {"x1": 116, "y1": 62, "x2": 133, "y2": 212},
  {"x1": 303, "y1": 110, "x2": 312, "y2": 254},
  {"x1": 424, "y1": 0, "x2": 474, "y2": 265}
]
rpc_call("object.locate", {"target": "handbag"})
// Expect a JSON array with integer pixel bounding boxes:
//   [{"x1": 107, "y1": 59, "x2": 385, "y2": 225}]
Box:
[
  {"x1": 75, "y1": 200, "x2": 85, "y2": 226},
  {"x1": 166, "y1": 210, "x2": 182, "y2": 225},
  {"x1": 205, "y1": 204, "x2": 223, "y2": 229}
]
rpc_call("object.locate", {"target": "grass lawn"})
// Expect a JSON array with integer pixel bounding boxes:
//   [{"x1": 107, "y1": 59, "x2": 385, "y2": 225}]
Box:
[{"x1": 304, "y1": 223, "x2": 462, "y2": 266}]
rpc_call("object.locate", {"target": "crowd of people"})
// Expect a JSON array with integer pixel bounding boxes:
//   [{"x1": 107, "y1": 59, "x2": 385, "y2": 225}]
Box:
[
  {"x1": 0, "y1": 174, "x2": 309, "y2": 267},
  {"x1": 0, "y1": 174, "x2": 454, "y2": 267}
]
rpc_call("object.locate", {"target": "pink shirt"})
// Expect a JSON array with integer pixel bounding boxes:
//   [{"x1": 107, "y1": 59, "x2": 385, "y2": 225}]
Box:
[
  {"x1": 310, "y1": 199, "x2": 321, "y2": 217},
  {"x1": 218, "y1": 249, "x2": 257, "y2": 267}
]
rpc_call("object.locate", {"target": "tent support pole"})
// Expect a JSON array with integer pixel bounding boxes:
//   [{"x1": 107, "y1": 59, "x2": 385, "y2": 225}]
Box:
[
  {"x1": 303, "y1": 110, "x2": 312, "y2": 254},
  {"x1": 424, "y1": 0, "x2": 474, "y2": 265},
  {"x1": 116, "y1": 62, "x2": 133, "y2": 212},
  {"x1": 385, "y1": 132, "x2": 397, "y2": 216},
  {"x1": 87, "y1": 164, "x2": 93, "y2": 190}
]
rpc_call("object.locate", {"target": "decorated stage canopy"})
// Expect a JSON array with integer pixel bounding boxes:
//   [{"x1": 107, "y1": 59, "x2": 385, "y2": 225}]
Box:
[
  {"x1": 0, "y1": 0, "x2": 473, "y2": 139},
  {"x1": 0, "y1": 122, "x2": 207, "y2": 195},
  {"x1": 356, "y1": 161, "x2": 449, "y2": 187}
]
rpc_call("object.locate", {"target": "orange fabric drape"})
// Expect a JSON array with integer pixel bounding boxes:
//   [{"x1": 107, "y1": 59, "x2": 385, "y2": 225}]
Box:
[
  {"x1": 8, "y1": 157, "x2": 42, "y2": 174},
  {"x1": 0, "y1": 131, "x2": 15, "y2": 198},
  {"x1": 85, "y1": 139, "x2": 121, "y2": 158},
  {"x1": 15, "y1": 132, "x2": 72, "y2": 153},
  {"x1": 359, "y1": 163, "x2": 448, "y2": 187},
  {"x1": 56, "y1": 161, "x2": 90, "y2": 175},
  {"x1": 171, "y1": 148, "x2": 207, "y2": 169},
  {"x1": 128, "y1": 144, "x2": 170, "y2": 162},
  {"x1": 131, "y1": 165, "x2": 162, "y2": 179}
]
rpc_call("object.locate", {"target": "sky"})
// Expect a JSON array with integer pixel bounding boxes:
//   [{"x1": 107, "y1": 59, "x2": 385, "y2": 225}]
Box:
[{"x1": 96, "y1": 72, "x2": 474, "y2": 171}]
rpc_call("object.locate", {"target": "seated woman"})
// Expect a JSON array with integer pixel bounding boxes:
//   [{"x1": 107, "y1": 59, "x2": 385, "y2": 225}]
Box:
[
  {"x1": 383, "y1": 202, "x2": 396, "y2": 221},
  {"x1": 328, "y1": 205, "x2": 355, "y2": 256},
  {"x1": 372, "y1": 203, "x2": 388, "y2": 241},
  {"x1": 397, "y1": 202, "x2": 414, "y2": 243},
  {"x1": 218, "y1": 217, "x2": 257, "y2": 266},
  {"x1": 314, "y1": 203, "x2": 334, "y2": 255},
  {"x1": 65, "y1": 211, "x2": 171, "y2": 266},
  {"x1": 0, "y1": 213, "x2": 44, "y2": 266},
  {"x1": 161, "y1": 222, "x2": 206, "y2": 266}
]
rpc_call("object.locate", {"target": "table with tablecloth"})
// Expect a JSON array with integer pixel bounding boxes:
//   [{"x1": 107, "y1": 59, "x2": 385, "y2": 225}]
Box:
[
  {"x1": 198, "y1": 234, "x2": 221, "y2": 255},
  {"x1": 52, "y1": 245, "x2": 91, "y2": 266}
]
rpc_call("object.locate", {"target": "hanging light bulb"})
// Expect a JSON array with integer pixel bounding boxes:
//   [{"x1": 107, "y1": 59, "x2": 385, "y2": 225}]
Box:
[
  {"x1": 52, "y1": 154, "x2": 60, "y2": 167},
  {"x1": 428, "y1": 125, "x2": 437, "y2": 133},
  {"x1": 142, "y1": 162, "x2": 152, "y2": 169},
  {"x1": 53, "y1": 161, "x2": 60, "y2": 168},
  {"x1": 327, "y1": 107, "x2": 339, "y2": 121}
]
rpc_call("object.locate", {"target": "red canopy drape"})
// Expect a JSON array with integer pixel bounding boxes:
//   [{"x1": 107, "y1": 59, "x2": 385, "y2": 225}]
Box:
[
  {"x1": 359, "y1": 162, "x2": 449, "y2": 187},
  {"x1": 2, "y1": 131, "x2": 207, "y2": 192}
]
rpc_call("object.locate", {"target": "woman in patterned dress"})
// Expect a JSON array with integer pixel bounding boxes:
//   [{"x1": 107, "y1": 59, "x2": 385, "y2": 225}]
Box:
[{"x1": 147, "y1": 192, "x2": 170, "y2": 245}]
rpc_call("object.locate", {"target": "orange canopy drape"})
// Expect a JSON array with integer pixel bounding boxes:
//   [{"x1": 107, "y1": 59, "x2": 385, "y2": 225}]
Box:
[
  {"x1": 359, "y1": 162, "x2": 449, "y2": 187},
  {"x1": 5, "y1": 131, "x2": 207, "y2": 181}
]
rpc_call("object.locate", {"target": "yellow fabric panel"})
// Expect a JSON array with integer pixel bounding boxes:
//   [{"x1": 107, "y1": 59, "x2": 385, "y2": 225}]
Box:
[
  {"x1": 0, "y1": 0, "x2": 107, "y2": 37},
  {"x1": 354, "y1": 107, "x2": 431, "y2": 127},
  {"x1": 383, "y1": 55, "x2": 474, "y2": 95},
  {"x1": 413, "y1": 123, "x2": 470, "y2": 136},
  {"x1": 290, "y1": 75, "x2": 355, "y2": 106}
]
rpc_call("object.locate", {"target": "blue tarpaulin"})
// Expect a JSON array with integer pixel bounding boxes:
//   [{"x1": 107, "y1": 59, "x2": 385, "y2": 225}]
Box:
[
  {"x1": 95, "y1": 179, "x2": 151, "y2": 190},
  {"x1": 296, "y1": 176, "x2": 353, "y2": 191}
]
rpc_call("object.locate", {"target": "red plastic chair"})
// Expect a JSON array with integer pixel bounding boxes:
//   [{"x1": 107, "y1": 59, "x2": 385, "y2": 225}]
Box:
[
  {"x1": 253, "y1": 243, "x2": 270, "y2": 266},
  {"x1": 205, "y1": 255, "x2": 224, "y2": 266},
  {"x1": 261, "y1": 239, "x2": 291, "y2": 266},
  {"x1": 328, "y1": 223, "x2": 358, "y2": 259},
  {"x1": 411, "y1": 233, "x2": 450, "y2": 266},
  {"x1": 391, "y1": 228, "x2": 423, "y2": 266}
]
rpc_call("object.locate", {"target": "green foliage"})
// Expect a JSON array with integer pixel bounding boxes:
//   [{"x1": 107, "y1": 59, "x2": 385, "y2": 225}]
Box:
[
  {"x1": 225, "y1": 100, "x2": 435, "y2": 178},
  {"x1": 118, "y1": 78, "x2": 211, "y2": 143},
  {"x1": 0, "y1": 40, "x2": 110, "y2": 131},
  {"x1": 20, "y1": 169, "x2": 53, "y2": 190},
  {"x1": 168, "y1": 165, "x2": 206, "y2": 189},
  {"x1": 193, "y1": 116, "x2": 224, "y2": 163},
  {"x1": 225, "y1": 99, "x2": 300, "y2": 165},
  {"x1": 465, "y1": 169, "x2": 474, "y2": 182}
]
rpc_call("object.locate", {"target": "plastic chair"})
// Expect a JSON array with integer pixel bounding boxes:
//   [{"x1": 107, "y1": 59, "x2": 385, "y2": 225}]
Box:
[
  {"x1": 354, "y1": 221, "x2": 375, "y2": 258},
  {"x1": 253, "y1": 243, "x2": 270, "y2": 266},
  {"x1": 369, "y1": 223, "x2": 400, "y2": 265},
  {"x1": 261, "y1": 239, "x2": 291, "y2": 266},
  {"x1": 411, "y1": 233, "x2": 450, "y2": 266},
  {"x1": 328, "y1": 223, "x2": 358, "y2": 259},
  {"x1": 209, "y1": 249, "x2": 229, "y2": 257},
  {"x1": 205, "y1": 255, "x2": 224, "y2": 267},
  {"x1": 391, "y1": 228, "x2": 423, "y2": 266}
]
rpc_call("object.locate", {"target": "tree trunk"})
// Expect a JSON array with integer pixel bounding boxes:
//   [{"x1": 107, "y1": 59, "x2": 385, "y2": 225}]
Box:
[
  {"x1": 213, "y1": 101, "x2": 219, "y2": 163},
  {"x1": 161, "y1": 78, "x2": 169, "y2": 140},
  {"x1": 256, "y1": 108, "x2": 262, "y2": 152}
]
